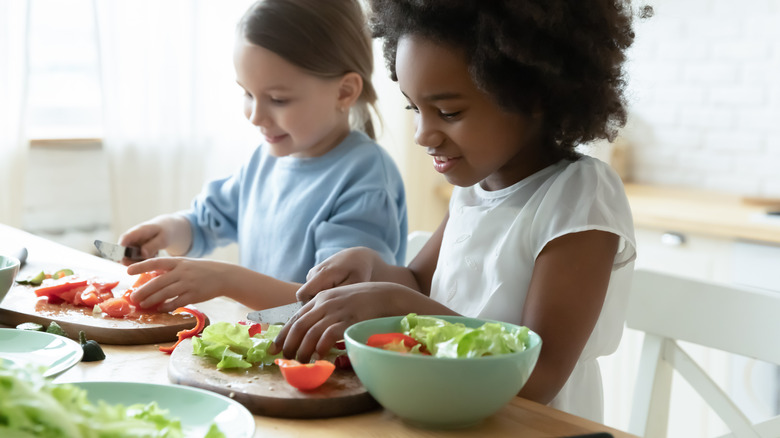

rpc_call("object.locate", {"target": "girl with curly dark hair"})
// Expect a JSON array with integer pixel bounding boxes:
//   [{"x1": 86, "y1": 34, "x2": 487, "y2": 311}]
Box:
[{"x1": 273, "y1": 0, "x2": 646, "y2": 421}]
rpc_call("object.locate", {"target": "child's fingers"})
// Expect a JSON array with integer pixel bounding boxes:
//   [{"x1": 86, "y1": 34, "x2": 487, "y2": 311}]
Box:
[
  {"x1": 126, "y1": 257, "x2": 176, "y2": 275},
  {"x1": 297, "y1": 267, "x2": 349, "y2": 302}
]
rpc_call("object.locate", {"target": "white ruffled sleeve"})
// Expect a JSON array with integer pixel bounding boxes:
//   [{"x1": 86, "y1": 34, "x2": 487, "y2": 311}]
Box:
[{"x1": 529, "y1": 156, "x2": 636, "y2": 269}]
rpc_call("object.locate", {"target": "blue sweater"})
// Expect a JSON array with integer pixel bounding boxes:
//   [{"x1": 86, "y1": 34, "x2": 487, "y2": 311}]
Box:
[{"x1": 183, "y1": 131, "x2": 408, "y2": 283}]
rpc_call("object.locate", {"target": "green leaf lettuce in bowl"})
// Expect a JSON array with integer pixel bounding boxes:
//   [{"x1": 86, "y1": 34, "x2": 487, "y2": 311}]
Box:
[{"x1": 344, "y1": 314, "x2": 542, "y2": 429}]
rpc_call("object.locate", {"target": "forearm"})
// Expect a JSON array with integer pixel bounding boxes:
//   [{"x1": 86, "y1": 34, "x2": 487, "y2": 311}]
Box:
[{"x1": 222, "y1": 264, "x2": 301, "y2": 310}]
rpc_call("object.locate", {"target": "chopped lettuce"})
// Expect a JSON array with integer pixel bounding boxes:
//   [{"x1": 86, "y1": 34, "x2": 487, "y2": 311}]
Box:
[
  {"x1": 192, "y1": 322, "x2": 283, "y2": 369},
  {"x1": 399, "y1": 314, "x2": 530, "y2": 358},
  {"x1": 0, "y1": 361, "x2": 224, "y2": 438}
]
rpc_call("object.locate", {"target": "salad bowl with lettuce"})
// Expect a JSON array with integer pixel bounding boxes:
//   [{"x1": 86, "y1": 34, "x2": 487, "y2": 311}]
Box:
[{"x1": 344, "y1": 314, "x2": 542, "y2": 429}]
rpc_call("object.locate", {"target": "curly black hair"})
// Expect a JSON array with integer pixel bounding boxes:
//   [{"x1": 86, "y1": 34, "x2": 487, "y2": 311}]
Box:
[{"x1": 369, "y1": 0, "x2": 652, "y2": 160}]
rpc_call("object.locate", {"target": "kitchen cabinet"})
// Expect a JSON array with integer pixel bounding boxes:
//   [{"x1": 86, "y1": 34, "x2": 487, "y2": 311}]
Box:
[{"x1": 633, "y1": 227, "x2": 735, "y2": 283}]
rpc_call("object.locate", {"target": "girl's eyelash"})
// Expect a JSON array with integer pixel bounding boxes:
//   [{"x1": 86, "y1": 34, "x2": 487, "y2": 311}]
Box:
[
  {"x1": 404, "y1": 104, "x2": 419, "y2": 113},
  {"x1": 440, "y1": 111, "x2": 460, "y2": 119}
]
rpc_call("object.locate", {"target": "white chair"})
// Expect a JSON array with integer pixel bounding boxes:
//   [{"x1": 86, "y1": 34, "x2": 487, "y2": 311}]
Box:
[
  {"x1": 627, "y1": 269, "x2": 780, "y2": 438},
  {"x1": 406, "y1": 230, "x2": 432, "y2": 266}
]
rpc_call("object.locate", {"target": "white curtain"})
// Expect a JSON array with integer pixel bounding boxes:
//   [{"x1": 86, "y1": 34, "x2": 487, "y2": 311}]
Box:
[
  {"x1": 0, "y1": 0, "x2": 29, "y2": 227},
  {"x1": 95, "y1": 0, "x2": 256, "y2": 239}
]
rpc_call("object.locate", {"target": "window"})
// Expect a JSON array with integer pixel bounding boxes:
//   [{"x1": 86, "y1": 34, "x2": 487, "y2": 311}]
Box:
[{"x1": 27, "y1": 0, "x2": 102, "y2": 140}]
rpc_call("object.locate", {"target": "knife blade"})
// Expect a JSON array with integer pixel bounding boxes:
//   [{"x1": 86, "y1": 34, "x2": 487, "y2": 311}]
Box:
[
  {"x1": 247, "y1": 301, "x2": 303, "y2": 325},
  {"x1": 94, "y1": 240, "x2": 144, "y2": 263}
]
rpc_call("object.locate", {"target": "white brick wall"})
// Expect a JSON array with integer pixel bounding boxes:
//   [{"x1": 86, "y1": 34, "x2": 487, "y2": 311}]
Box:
[{"x1": 623, "y1": 0, "x2": 780, "y2": 197}]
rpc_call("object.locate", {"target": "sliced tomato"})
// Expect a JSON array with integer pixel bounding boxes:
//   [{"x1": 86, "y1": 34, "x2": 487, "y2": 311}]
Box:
[
  {"x1": 367, "y1": 333, "x2": 421, "y2": 350},
  {"x1": 132, "y1": 271, "x2": 161, "y2": 288},
  {"x1": 274, "y1": 359, "x2": 335, "y2": 391},
  {"x1": 99, "y1": 297, "x2": 132, "y2": 318},
  {"x1": 121, "y1": 288, "x2": 138, "y2": 306},
  {"x1": 56, "y1": 285, "x2": 88, "y2": 304},
  {"x1": 80, "y1": 286, "x2": 112, "y2": 307}
]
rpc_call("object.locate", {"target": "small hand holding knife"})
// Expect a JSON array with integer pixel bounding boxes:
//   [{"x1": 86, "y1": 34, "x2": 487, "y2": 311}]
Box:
[{"x1": 94, "y1": 240, "x2": 145, "y2": 263}]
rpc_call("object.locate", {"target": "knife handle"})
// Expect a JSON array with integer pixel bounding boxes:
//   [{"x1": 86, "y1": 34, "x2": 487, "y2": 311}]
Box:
[{"x1": 13, "y1": 247, "x2": 28, "y2": 268}]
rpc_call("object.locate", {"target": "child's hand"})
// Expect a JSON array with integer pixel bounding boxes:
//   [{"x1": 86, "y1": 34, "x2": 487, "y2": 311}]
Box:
[
  {"x1": 274, "y1": 281, "x2": 454, "y2": 363},
  {"x1": 118, "y1": 214, "x2": 193, "y2": 265},
  {"x1": 127, "y1": 258, "x2": 231, "y2": 313},
  {"x1": 118, "y1": 223, "x2": 164, "y2": 265},
  {"x1": 296, "y1": 247, "x2": 380, "y2": 302}
]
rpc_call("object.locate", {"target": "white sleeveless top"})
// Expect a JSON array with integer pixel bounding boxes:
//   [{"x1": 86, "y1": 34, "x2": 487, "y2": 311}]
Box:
[{"x1": 430, "y1": 155, "x2": 636, "y2": 422}]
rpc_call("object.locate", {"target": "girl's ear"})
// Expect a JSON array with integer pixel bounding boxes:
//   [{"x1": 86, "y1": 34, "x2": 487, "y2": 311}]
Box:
[{"x1": 336, "y1": 72, "x2": 363, "y2": 111}]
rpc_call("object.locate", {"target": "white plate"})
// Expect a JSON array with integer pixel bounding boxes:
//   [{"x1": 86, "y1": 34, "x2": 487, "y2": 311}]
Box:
[
  {"x1": 0, "y1": 328, "x2": 83, "y2": 377},
  {"x1": 73, "y1": 381, "x2": 256, "y2": 438}
]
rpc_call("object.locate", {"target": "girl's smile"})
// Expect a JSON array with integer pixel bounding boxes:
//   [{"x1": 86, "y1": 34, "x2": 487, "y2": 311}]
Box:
[
  {"x1": 234, "y1": 40, "x2": 351, "y2": 159},
  {"x1": 431, "y1": 154, "x2": 461, "y2": 174}
]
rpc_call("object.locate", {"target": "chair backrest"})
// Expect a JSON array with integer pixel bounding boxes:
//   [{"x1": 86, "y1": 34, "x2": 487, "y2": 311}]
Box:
[
  {"x1": 627, "y1": 269, "x2": 780, "y2": 438},
  {"x1": 406, "y1": 230, "x2": 432, "y2": 266}
]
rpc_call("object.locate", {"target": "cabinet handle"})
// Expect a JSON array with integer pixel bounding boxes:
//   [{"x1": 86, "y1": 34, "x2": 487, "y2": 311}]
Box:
[{"x1": 661, "y1": 232, "x2": 686, "y2": 246}]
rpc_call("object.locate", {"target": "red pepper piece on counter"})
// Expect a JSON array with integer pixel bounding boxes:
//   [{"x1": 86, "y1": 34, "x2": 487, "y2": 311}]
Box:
[
  {"x1": 158, "y1": 307, "x2": 207, "y2": 354},
  {"x1": 274, "y1": 359, "x2": 335, "y2": 391}
]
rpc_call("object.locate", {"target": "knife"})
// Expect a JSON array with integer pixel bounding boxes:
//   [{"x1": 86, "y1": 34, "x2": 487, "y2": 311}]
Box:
[
  {"x1": 247, "y1": 301, "x2": 303, "y2": 325},
  {"x1": 94, "y1": 240, "x2": 144, "y2": 263}
]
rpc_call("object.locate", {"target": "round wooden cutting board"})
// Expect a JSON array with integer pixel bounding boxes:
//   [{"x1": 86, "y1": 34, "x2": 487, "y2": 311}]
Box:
[{"x1": 167, "y1": 338, "x2": 379, "y2": 419}]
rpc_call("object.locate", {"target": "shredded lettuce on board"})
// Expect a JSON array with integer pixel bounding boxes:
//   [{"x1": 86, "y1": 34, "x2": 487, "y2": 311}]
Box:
[
  {"x1": 399, "y1": 314, "x2": 530, "y2": 358},
  {"x1": 192, "y1": 322, "x2": 284, "y2": 369},
  {"x1": 0, "y1": 361, "x2": 225, "y2": 438}
]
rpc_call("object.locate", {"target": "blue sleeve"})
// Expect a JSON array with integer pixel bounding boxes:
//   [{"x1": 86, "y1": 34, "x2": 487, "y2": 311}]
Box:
[
  {"x1": 183, "y1": 171, "x2": 242, "y2": 258},
  {"x1": 314, "y1": 188, "x2": 407, "y2": 266}
]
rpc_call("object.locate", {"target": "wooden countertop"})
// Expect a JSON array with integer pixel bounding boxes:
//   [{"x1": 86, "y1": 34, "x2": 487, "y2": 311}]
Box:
[
  {"x1": 0, "y1": 223, "x2": 636, "y2": 438},
  {"x1": 625, "y1": 184, "x2": 780, "y2": 245}
]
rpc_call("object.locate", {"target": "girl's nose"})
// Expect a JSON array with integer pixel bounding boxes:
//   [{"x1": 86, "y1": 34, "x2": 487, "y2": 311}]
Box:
[
  {"x1": 248, "y1": 102, "x2": 267, "y2": 127},
  {"x1": 413, "y1": 116, "x2": 443, "y2": 148}
]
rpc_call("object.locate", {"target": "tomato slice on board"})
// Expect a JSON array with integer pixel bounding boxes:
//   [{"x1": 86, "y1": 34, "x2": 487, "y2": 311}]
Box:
[
  {"x1": 274, "y1": 359, "x2": 335, "y2": 391},
  {"x1": 56, "y1": 285, "x2": 88, "y2": 305},
  {"x1": 99, "y1": 297, "x2": 133, "y2": 318},
  {"x1": 132, "y1": 271, "x2": 161, "y2": 288}
]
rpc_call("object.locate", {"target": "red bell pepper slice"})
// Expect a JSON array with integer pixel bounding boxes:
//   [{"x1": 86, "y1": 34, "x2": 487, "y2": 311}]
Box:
[
  {"x1": 274, "y1": 359, "x2": 335, "y2": 391},
  {"x1": 159, "y1": 307, "x2": 207, "y2": 354},
  {"x1": 35, "y1": 277, "x2": 89, "y2": 299},
  {"x1": 238, "y1": 321, "x2": 263, "y2": 337}
]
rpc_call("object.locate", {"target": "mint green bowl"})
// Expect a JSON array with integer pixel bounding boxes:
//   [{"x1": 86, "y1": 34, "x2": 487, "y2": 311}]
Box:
[
  {"x1": 344, "y1": 315, "x2": 542, "y2": 429},
  {"x1": 0, "y1": 255, "x2": 20, "y2": 304}
]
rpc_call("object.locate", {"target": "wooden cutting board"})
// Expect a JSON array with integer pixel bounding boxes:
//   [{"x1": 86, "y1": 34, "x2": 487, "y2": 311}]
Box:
[
  {"x1": 0, "y1": 265, "x2": 204, "y2": 345},
  {"x1": 168, "y1": 338, "x2": 379, "y2": 418}
]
